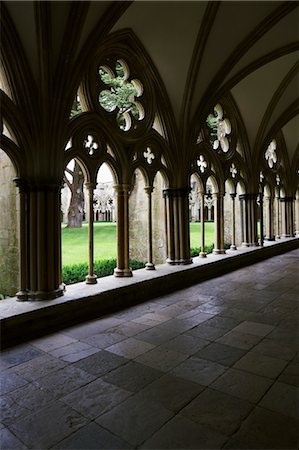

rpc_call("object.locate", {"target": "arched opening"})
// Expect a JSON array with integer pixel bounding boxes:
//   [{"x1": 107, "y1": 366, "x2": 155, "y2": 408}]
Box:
[
  {"x1": 129, "y1": 168, "x2": 148, "y2": 265},
  {"x1": 93, "y1": 162, "x2": 117, "y2": 262},
  {"x1": 152, "y1": 170, "x2": 167, "y2": 265},
  {"x1": 0, "y1": 149, "x2": 19, "y2": 298},
  {"x1": 61, "y1": 158, "x2": 88, "y2": 281}
]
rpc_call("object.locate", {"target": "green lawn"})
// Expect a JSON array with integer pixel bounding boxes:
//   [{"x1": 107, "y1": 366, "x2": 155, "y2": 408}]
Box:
[
  {"x1": 61, "y1": 222, "x2": 116, "y2": 266},
  {"x1": 61, "y1": 221, "x2": 215, "y2": 266},
  {"x1": 189, "y1": 222, "x2": 214, "y2": 249}
]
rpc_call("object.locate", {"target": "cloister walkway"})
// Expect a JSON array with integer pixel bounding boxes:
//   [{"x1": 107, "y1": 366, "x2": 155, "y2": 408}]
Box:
[{"x1": 0, "y1": 245, "x2": 298, "y2": 449}]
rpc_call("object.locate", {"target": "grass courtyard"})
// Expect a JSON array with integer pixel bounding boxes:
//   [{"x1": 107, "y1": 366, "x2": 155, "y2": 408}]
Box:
[{"x1": 61, "y1": 221, "x2": 215, "y2": 266}]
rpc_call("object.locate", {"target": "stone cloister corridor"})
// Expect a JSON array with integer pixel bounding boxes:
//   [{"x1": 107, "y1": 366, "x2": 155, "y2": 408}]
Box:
[
  {"x1": 1, "y1": 249, "x2": 298, "y2": 449},
  {"x1": 0, "y1": 1, "x2": 299, "y2": 448}
]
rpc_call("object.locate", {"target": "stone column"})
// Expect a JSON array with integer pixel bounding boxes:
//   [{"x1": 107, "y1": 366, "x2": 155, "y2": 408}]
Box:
[
  {"x1": 295, "y1": 192, "x2": 299, "y2": 237},
  {"x1": 114, "y1": 184, "x2": 132, "y2": 277},
  {"x1": 145, "y1": 186, "x2": 155, "y2": 270},
  {"x1": 85, "y1": 182, "x2": 97, "y2": 284},
  {"x1": 264, "y1": 195, "x2": 275, "y2": 241},
  {"x1": 259, "y1": 192, "x2": 264, "y2": 247},
  {"x1": 230, "y1": 193, "x2": 237, "y2": 250},
  {"x1": 239, "y1": 194, "x2": 259, "y2": 246},
  {"x1": 178, "y1": 188, "x2": 192, "y2": 264},
  {"x1": 280, "y1": 197, "x2": 295, "y2": 237},
  {"x1": 14, "y1": 181, "x2": 65, "y2": 300},
  {"x1": 200, "y1": 192, "x2": 206, "y2": 257},
  {"x1": 14, "y1": 178, "x2": 28, "y2": 299},
  {"x1": 173, "y1": 191, "x2": 180, "y2": 263},
  {"x1": 213, "y1": 193, "x2": 225, "y2": 254}
]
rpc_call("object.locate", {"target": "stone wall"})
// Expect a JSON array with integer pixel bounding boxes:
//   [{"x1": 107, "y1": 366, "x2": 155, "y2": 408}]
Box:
[
  {"x1": 0, "y1": 150, "x2": 19, "y2": 296},
  {"x1": 129, "y1": 171, "x2": 166, "y2": 264}
]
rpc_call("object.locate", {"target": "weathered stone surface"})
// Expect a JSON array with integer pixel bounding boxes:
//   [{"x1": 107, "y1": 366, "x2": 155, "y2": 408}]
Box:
[{"x1": 0, "y1": 150, "x2": 19, "y2": 296}]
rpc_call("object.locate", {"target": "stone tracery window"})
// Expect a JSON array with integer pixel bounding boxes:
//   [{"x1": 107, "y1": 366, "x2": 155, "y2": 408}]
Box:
[
  {"x1": 197, "y1": 155, "x2": 207, "y2": 173},
  {"x1": 265, "y1": 139, "x2": 277, "y2": 168},
  {"x1": 99, "y1": 60, "x2": 144, "y2": 131},
  {"x1": 206, "y1": 103, "x2": 231, "y2": 153},
  {"x1": 230, "y1": 163, "x2": 237, "y2": 178},
  {"x1": 84, "y1": 135, "x2": 99, "y2": 157},
  {"x1": 143, "y1": 147, "x2": 155, "y2": 165}
]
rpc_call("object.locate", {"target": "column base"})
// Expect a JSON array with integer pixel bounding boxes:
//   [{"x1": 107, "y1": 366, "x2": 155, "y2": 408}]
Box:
[
  {"x1": 166, "y1": 258, "x2": 177, "y2": 265},
  {"x1": 230, "y1": 245, "x2": 237, "y2": 250},
  {"x1": 264, "y1": 237, "x2": 275, "y2": 241},
  {"x1": 85, "y1": 274, "x2": 98, "y2": 284},
  {"x1": 114, "y1": 268, "x2": 133, "y2": 277},
  {"x1": 199, "y1": 252, "x2": 207, "y2": 258},
  {"x1": 16, "y1": 284, "x2": 65, "y2": 301},
  {"x1": 179, "y1": 259, "x2": 193, "y2": 265},
  {"x1": 275, "y1": 235, "x2": 281, "y2": 239},
  {"x1": 146, "y1": 262, "x2": 155, "y2": 270},
  {"x1": 213, "y1": 249, "x2": 226, "y2": 255}
]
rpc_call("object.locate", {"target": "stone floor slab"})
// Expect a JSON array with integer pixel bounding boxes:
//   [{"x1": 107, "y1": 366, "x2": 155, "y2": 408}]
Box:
[
  {"x1": 194, "y1": 342, "x2": 247, "y2": 367},
  {"x1": 0, "y1": 370, "x2": 28, "y2": 394},
  {"x1": 48, "y1": 341, "x2": 99, "y2": 362},
  {"x1": 211, "y1": 368, "x2": 273, "y2": 403},
  {"x1": 31, "y1": 333, "x2": 77, "y2": 352},
  {"x1": 74, "y1": 349, "x2": 129, "y2": 377},
  {"x1": 140, "y1": 414, "x2": 228, "y2": 449},
  {"x1": 95, "y1": 395, "x2": 174, "y2": 447},
  {"x1": 231, "y1": 320, "x2": 275, "y2": 337},
  {"x1": 223, "y1": 406, "x2": 299, "y2": 449},
  {"x1": 61, "y1": 378, "x2": 132, "y2": 419},
  {"x1": 138, "y1": 373, "x2": 204, "y2": 412},
  {"x1": 135, "y1": 347, "x2": 188, "y2": 372},
  {"x1": 0, "y1": 344, "x2": 44, "y2": 369},
  {"x1": 13, "y1": 354, "x2": 68, "y2": 381},
  {"x1": 216, "y1": 329, "x2": 263, "y2": 350},
  {"x1": 0, "y1": 427, "x2": 28, "y2": 450},
  {"x1": 278, "y1": 360, "x2": 299, "y2": 386},
  {"x1": 251, "y1": 337, "x2": 297, "y2": 361},
  {"x1": 102, "y1": 360, "x2": 163, "y2": 392},
  {"x1": 160, "y1": 334, "x2": 210, "y2": 355},
  {"x1": 106, "y1": 337, "x2": 155, "y2": 359},
  {"x1": 259, "y1": 381, "x2": 298, "y2": 419},
  {"x1": 7, "y1": 401, "x2": 88, "y2": 449},
  {"x1": 34, "y1": 365, "x2": 96, "y2": 397},
  {"x1": 171, "y1": 357, "x2": 227, "y2": 386},
  {"x1": 180, "y1": 387, "x2": 254, "y2": 435},
  {"x1": 233, "y1": 350, "x2": 288, "y2": 379},
  {"x1": 52, "y1": 422, "x2": 131, "y2": 449}
]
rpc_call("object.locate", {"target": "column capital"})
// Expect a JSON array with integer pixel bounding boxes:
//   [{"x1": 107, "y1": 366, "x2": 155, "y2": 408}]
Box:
[
  {"x1": 85, "y1": 181, "x2": 96, "y2": 190},
  {"x1": 230, "y1": 193, "x2": 237, "y2": 199},
  {"x1": 13, "y1": 177, "x2": 28, "y2": 192},
  {"x1": 144, "y1": 186, "x2": 154, "y2": 195}
]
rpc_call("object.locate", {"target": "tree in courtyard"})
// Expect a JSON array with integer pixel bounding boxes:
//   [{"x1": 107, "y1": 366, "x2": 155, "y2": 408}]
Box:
[
  {"x1": 63, "y1": 96, "x2": 84, "y2": 228},
  {"x1": 64, "y1": 159, "x2": 85, "y2": 228}
]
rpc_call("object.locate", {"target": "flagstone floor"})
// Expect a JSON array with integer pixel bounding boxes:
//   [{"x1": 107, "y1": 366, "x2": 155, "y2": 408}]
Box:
[{"x1": 1, "y1": 249, "x2": 298, "y2": 449}]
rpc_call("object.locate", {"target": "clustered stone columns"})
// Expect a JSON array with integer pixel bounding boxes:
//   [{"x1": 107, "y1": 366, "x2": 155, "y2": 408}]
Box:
[
  {"x1": 114, "y1": 184, "x2": 132, "y2": 277},
  {"x1": 230, "y1": 193, "x2": 237, "y2": 250},
  {"x1": 85, "y1": 182, "x2": 97, "y2": 284},
  {"x1": 239, "y1": 193, "x2": 259, "y2": 247},
  {"x1": 275, "y1": 190, "x2": 281, "y2": 239},
  {"x1": 163, "y1": 188, "x2": 192, "y2": 264},
  {"x1": 280, "y1": 197, "x2": 295, "y2": 237},
  {"x1": 14, "y1": 178, "x2": 65, "y2": 300},
  {"x1": 264, "y1": 195, "x2": 275, "y2": 241},
  {"x1": 144, "y1": 186, "x2": 155, "y2": 270},
  {"x1": 213, "y1": 193, "x2": 225, "y2": 254},
  {"x1": 295, "y1": 193, "x2": 299, "y2": 237}
]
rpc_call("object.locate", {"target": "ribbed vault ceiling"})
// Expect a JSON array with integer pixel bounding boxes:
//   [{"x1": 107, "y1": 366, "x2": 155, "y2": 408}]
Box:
[{"x1": 2, "y1": 0, "x2": 299, "y2": 167}]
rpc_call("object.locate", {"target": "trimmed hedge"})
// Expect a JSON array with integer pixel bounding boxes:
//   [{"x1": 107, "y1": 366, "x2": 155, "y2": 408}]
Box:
[
  {"x1": 62, "y1": 243, "x2": 231, "y2": 284},
  {"x1": 62, "y1": 259, "x2": 146, "y2": 285},
  {"x1": 190, "y1": 242, "x2": 231, "y2": 257}
]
